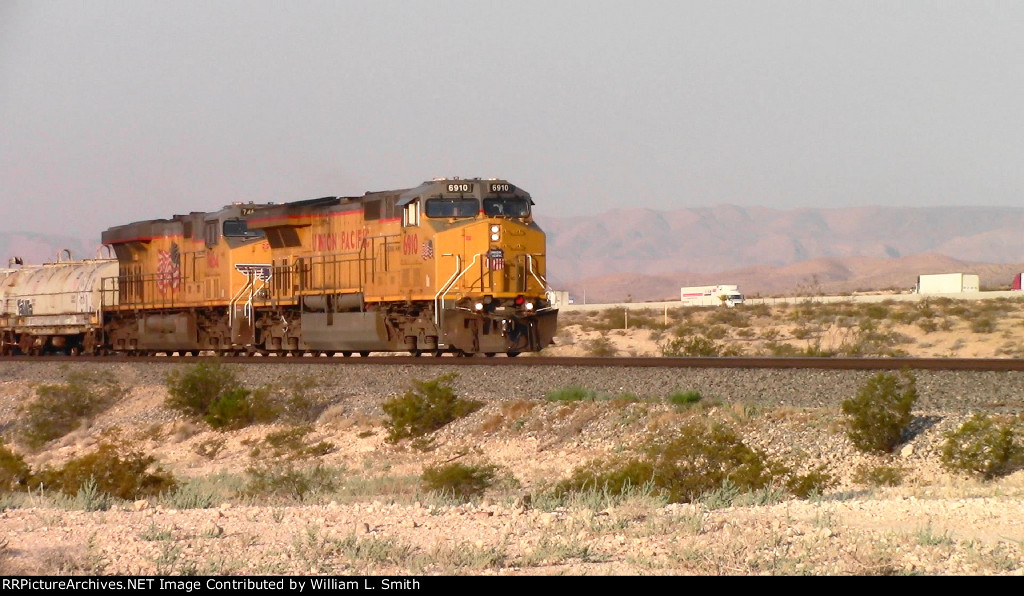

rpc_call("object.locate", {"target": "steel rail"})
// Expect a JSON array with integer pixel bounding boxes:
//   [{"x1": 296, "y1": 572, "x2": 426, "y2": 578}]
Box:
[{"x1": 3, "y1": 355, "x2": 1024, "y2": 372}]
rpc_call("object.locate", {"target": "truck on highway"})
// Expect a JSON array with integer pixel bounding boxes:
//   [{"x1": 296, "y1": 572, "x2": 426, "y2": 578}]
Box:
[
  {"x1": 914, "y1": 273, "x2": 980, "y2": 294},
  {"x1": 680, "y1": 285, "x2": 744, "y2": 307}
]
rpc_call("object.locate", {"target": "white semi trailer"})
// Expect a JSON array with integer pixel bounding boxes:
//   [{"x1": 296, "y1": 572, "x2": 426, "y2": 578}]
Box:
[
  {"x1": 680, "y1": 285, "x2": 744, "y2": 307},
  {"x1": 915, "y1": 273, "x2": 980, "y2": 294}
]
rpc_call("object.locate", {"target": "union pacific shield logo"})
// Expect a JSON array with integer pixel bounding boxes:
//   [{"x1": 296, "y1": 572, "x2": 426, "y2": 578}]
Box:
[{"x1": 234, "y1": 264, "x2": 273, "y2": 281}]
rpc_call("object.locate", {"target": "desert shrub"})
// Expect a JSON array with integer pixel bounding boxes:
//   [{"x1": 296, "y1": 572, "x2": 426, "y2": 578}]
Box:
[
  {"x1": 970, "y1": 317, "x2": 995, "y2": 334},
  {"x1": 786, "y1": 465, "x2": 835, "y2": 498},
  {"x1": 18, "y1": 370, "x2": 124, "y2": 449},
  {"x1": 595, "y1": 308, "x2": 626, "y2": 330},
  {"x1": 250, "y1": 426, "x2": 335, "y2": 460},
  {"x1": 165, "y1": 361, "x2": 278, "y2": 429},
  {"x1": 545, "y1": 386, "x2": 597, "y2": 402},
  {"x1": 0, "y1": 439, "x2": 30, "y2": 491},
  {"x1": 583, "y1": 336, "x2": 617, "y2": 357},
  {"x1": 940, "y1": 415, "x2": 1024, "y2": 480},
  {"x1": 667, "y1": 390, "x2": 702, "y2": 407},
  {"x1": 381, "y1": 374, "x2": 482, "y2": 443},
  {"x1": 33, "y1": 442, "x2": 176, "y2": 501},
  {"x1": 272, "y1": 374, "x2": 326, "y2": 423},
  {"x1": 554, "y1": 420, "x2": 783, "y2": 504},
  {"x1": 705, "y1": 325, "x2": 727, "y2": 340},
  {"x1": 420, "y1": 462, "x2": 499, "y2": 502},
  {"x1": 841, "y1": 371, "x2": 918, "y2": 454},
  {"x1": 161, "y1": 480, "x2": 218, "y2": 509},
  {"x1": 853, "y1": 464, "x2": 904, "y2": 487},
  {"x1": 708, "y1": 309, "x2": 750, "y2": 328},
  {"x1": 240, "y1": 463, "x2": 338, "y2": 502},
  {"x1": 660, "y1": 336, "x2": 719, "y2": 357},
  {"x1": 916, "y1": 318, "x2": 938, "y2": 334},
  {"x1": 865, "y1": 304, "x2": 890, "y2": 320},
  {"x1": 791, "y1": 326, "x2": 816, "y2": 340},
  {"x1": 889, "y1": 308, "x2": 921, "y2": 325},
  {"x1": 837, "y1": 327, "x2": 911, "y2": 357}
]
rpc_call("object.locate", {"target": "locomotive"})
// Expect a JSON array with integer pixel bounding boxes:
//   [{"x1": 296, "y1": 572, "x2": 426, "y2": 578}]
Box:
[{"x1": 0, "y1": 178, "x2": 557, "y2": 357}]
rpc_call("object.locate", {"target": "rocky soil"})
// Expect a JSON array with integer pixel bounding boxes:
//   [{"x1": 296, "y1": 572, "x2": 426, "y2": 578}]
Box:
[{"x1": 0, "y1": 360, "x2": 1023, "y2": 576}]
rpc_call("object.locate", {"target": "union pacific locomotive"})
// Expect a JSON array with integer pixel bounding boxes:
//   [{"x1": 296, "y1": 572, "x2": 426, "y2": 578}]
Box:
[{"x1": 0, "y1": 178, "x2": 557, "y2": 357}]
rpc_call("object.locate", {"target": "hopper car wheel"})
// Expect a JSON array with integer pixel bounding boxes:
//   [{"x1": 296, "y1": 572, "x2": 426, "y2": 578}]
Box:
[
  {"x1": 506, "y1": 352, "x2": 521, "y2": 358},
  {"x1": 342, "y1": 351, "x2": 352, "y2": 358},
  {"x1": 485, "y1": 353, "x2": 496, "y2": 358},
  {"x1": 359, "y1": 351, "x2": 370, "y2": 357},
  {"x1": 432, "y1": 349, "x2": 445, "y2": 357},
  {"x1": 410, "y1": 350, "x2": 422, "y2": 357}
]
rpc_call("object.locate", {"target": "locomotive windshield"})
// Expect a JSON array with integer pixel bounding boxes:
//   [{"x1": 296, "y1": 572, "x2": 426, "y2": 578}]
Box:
[
  {"x1": 222, "y1": 219, "x2": 265, "y2": 238},
  {"x1": 425, "y1": 198, "x2": 479, "y2": 218},
  {"x1": 483, "y1": 197, "x2": 530, "y2": 218}
]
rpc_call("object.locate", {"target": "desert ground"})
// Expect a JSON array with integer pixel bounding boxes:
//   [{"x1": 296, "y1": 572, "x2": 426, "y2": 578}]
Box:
[{"x1": 0, "y1": 297, "x2": 1023, "y2": 575}]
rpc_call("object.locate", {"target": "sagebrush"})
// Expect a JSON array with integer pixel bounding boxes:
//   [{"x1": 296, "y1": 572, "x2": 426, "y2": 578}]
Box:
[
  {"x1": 381, "y1": 374, "x2": 482, "y2": 443},
  {"x1": 940, "y1": 414, "x2": 1024, "y2": 480},
  {"x1": 165, "y1": 361, "x2": 277, "y2": 429},
  {"x1": 841, "y1": 371, "x2": 918, "y2": 454},
  {"x1": 18, "y1": 369, "x2": 124, "y2": 449}
]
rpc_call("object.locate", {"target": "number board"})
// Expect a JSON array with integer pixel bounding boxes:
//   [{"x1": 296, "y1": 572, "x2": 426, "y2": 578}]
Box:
[
  {"x1": 446, "y1": 183, "x2": 474, "y2": 193},
  {"x1": 240, "y1": 207, "x2": 256, "y2": 216},
  {"x1": 488, "y1": 183, "x2": 513, "y2": 193}
]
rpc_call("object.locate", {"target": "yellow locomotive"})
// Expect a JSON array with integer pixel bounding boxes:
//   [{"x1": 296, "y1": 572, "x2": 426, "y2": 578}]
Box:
[
  {"x1": 95, "y1": 177, "x2": 556, "y2": 356},
  {"x1": 247, "y1": 177, "x2": 557, "y2": 356},
  {"x1": 101, "y1": 202, "x2": 275, "y2": 354}
]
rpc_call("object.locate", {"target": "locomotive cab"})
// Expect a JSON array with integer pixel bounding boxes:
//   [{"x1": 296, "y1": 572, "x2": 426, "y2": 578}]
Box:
[{"x1": 402, "y1": 179, "x2": 557, "y2": 355}]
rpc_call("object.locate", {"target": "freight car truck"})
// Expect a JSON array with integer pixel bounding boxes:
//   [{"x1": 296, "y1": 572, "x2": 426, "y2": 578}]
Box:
[
  {"x1": 914, "y1": 273, "x2": 980, "y2": 294},
  {"x1": 679, "y1": 285, "x2": 744, "y2": 307}
]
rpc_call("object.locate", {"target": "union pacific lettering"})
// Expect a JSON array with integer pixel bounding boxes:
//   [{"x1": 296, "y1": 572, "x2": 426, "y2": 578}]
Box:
[{"x1": 313, "y1": 230, "x2": 367, "y2": 252}]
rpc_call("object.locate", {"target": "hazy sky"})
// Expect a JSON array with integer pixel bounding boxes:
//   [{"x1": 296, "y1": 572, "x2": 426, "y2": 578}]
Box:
[{"x1": 3, "y1": 1, "x2": 1024, "y2": 238}]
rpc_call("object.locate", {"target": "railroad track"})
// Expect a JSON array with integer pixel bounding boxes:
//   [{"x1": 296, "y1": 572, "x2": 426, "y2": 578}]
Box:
[{"x1": 3, "y1": 354, "x2": 1024, "y2": 371}]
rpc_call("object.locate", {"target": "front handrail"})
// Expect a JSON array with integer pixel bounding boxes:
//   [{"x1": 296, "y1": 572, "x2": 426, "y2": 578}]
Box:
[
  {"x1": 433, "y1": 254, "x2": 465, "y2": 326},
  {"x1": 525, "y1": 254, "x2": 550, "y2": 293}
]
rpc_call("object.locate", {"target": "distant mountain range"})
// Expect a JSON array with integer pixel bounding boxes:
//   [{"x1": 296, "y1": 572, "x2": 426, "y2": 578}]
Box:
[
  {"x1": 539, "y1": 205, "x2": 1024, "y2": 302},
  {"x1": 5, "y1": 205, "x2": 1024, "y2": 302}
]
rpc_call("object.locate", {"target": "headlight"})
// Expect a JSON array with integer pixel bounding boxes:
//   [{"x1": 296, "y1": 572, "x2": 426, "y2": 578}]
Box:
[
  {"x1": 489, "y1": 224, "x2": 500, "y2": 242},
  {"x1": 474, "y1": 302, "x2": 484, "y2": 311},
  {"x1": 525, "y1": 302, "x2": 534, "y2": 311}
]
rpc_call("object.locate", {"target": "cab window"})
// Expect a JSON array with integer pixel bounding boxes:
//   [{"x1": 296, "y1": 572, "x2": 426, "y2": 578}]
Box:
[
  {"x1": 222, "y1": 219, "x2": 265, "y2": 239},
  {"x1": 425, "y1": 198, "x2": 479, "y2": 218},
  {"x1": 483, "y1": 197, "x2": 530, "y2": 217},
  {"x1": 403, "y1": 200, "x2": 420, "y2": 227}
]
